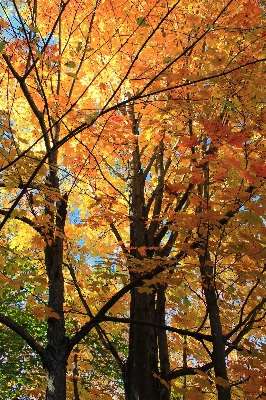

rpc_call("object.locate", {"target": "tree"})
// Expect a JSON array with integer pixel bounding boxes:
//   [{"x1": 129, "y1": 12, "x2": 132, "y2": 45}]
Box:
[{"x1": 0, "y1": 0, "x2": 266, "y2": 399}]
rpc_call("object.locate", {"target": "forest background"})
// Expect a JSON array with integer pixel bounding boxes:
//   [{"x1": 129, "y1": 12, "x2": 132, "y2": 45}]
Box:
[{"x1": 0, "y1": 0, "x2": 265, "y2": 399}]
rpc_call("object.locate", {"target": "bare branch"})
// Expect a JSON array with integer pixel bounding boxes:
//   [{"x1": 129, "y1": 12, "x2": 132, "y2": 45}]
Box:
[
  {"x1": 110, "y1": 222, "x2": 128, "y2": 254},
  {"x1": 101, "y1": 316, "x2": 212, "y2": 341},
  {"x1": 225, "y1": 297, "x2": 266, "y2": 341},
  {"x1": 154, "y1": 182, "x2": 194, "y2": 247},
  {"x1": 166, "y1": 362, "x2": 213, "y2": 381}
]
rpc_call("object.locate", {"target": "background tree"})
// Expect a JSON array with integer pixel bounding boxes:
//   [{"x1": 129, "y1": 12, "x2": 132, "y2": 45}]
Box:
[{"x1": 0, "y1": 0, "x2": 266, "y2": 399}]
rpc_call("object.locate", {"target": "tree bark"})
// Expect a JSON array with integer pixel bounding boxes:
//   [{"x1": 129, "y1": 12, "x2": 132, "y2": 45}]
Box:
[
  {"x1": 43, "y1": 179, "x2": 69, "y2": 400},
  {"x1": 43, "y1": 236, "x2": 68, "y2": 400},
  {"x1": 198, "y1": 141, "x2": 231, "y2": 400},
  {"x1": 45, "y1": 354, "x2": 67, "y2": 400},
  {"x1": 181, "y1": 335, "x2": 187, "y2": 400},
  {"x1": 125, "y1": 104, "x2": 160, "y2": 399},
  {"x1": 73, "y1": 353, "x2": 80, "y2": 400},
  {"x1": 156, "y1": 284, "x2": 171, "y2": 400},
  {"x1": 201, "y1": 261, "x2": 231, "y2": 400},
  {"x1": 125, "y1": 286, "x2": 158, "y2": 400}
]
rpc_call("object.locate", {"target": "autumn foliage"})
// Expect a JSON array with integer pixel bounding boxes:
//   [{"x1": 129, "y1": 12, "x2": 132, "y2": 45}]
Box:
[{"x1": 0, "y1": 0, "x2": 266, "y2": 399}]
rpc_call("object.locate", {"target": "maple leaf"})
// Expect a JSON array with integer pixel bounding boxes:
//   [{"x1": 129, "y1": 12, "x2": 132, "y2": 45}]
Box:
[
  {"x1": 0, "y1": 0, "x2": 265, "y2": 399},
  {"x1": 0, "y1": 19, "x2": 9, "y2": 29}
]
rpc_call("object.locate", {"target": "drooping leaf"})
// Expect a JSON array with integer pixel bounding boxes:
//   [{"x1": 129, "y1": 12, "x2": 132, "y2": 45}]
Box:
[
  {"x1": 64, "y1": 60, "x2": 76, "y2": 68},
  {"x1": 163, "y1": 56, "x2": 172, "y2": 63},
  {"x1": 136, "y1": 17, "x2": 150, "y2": 27}
]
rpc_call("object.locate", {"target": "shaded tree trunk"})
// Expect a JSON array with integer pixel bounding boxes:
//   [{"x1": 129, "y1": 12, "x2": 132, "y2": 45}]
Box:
[
  {"x1": 156, "y1": 284, "x2": 171, "y2": 400},
  {"x1": 198, "y1": 139, "x2": 231, "y2": 400},
  {"x1": 181, "y1": 335, "x2": 187, "y2": 400},
  {"x1": 42, "y1": 174, "x2": 69, "y2": 400},
  {"x1": 73, "y1": 353, "x2": 80, "y2": 400},
  {"x1": 201, "y1": 261, "x2": 231, "y2": 400},
  {"x1": 125, "y1": 286, "x2": 159, "y2": 400},
  {"x1": 45, "y1": 354, "x2": 67, "y2": 400},
  {"x1": 125, "y1": 104, "x2": 160, "y2": 399}
]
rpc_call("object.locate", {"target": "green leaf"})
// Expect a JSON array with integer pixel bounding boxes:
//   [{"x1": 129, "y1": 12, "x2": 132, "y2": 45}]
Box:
[
  {"x1": 76, "y1": 42, "x2": 82, "y2": 53},
  {"x1": 207, "y1": 24, "x2": 215, "y2": 29},
  {"x1": 65, "y1": 61, "x2": 76, "y2": 68},
  {"x1": 183, "y1": 297, "x2": 190, "y2": 307},
  {"x1": 163, "y1": 56, "x2": 172, "y2": 63},
  {"x1": 29, "y1": 26, "x2": 39, "y2": 33},
  {"x1": 136, "y1": 17, "x2": 150, "y2": 27},
  {"x1": 86, "y1": 111, "x2": 100, "y2": 124},
  {"x1": 221, "y1": 100, "x2": 236, "y2": 110},
  {"x1": 0, "y1": 41, "x2": 5, "y2": 53},
  {"x1": 66, "y1": 72, "x2": 78, "y2": 79},
  {"x1": 36, "y1": 50, "x2": 42, "y2": 59}
]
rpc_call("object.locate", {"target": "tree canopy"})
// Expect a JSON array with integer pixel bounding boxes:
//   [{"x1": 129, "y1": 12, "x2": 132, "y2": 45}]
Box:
[{"x1": 0, "y1": 0, "x2": 265, "y2": 399}]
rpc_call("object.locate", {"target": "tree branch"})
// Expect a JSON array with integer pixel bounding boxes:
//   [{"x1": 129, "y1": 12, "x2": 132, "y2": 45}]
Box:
[
  {"x1": 66, "y1": 262, "x2": 124, "y2": 371},
  {"x1": 0, "y1": 313, "x2": 44, "y2": 357},
  {"x1": 110, "y1": 222, "x2": 128, "y2": 254},
  {"x1": 166, "y1": 362, "x2": 213, "y2": 381},
  {"x1": 225, "y1": 297, "x2": 266, "y2": 341},
  {"x1": 154, "y1": 182, "x2": 194, "y2": 247},
  {"x1": 101, "y1": 316, "x2": 212, "y2": 341},
  {"x1": 0, "y1": 209, "x2": 44, "y2": 234}
]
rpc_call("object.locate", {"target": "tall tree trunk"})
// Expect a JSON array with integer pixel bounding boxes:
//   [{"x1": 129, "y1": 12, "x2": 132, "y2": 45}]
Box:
[
  {"x1": 73, "y1": 353, "x2": 80, "y2": 400},
  {"x1": 45, "y1": 356, "x2": 67, "y2": 400},
  {"x1": 44, "y1": 236, "x2": 68, "y2": 400},
  {"x1": 198, "y1": 140, "x2": 231, "y2": 400},
  {"x1": 43, "y1": 235, "x2": 68, "y2": 400},
  {"x1": 125, "y1": 286, "x2": 158, "y2": 400},
  {"x1": 181, "y1": 335, "x2": 187, "y2": 400},
  {"x1": 156, "y1": 284, "x2": 171, "y2": 400},
  {"x1": 43, "y1": 175, "x2": 69, "y2": 400},
  {"x1": 125, "y1": 103, "x2": 160, "y2": 399},
  {"x1": 201, "y1": 261, "x2": 231, "y2": 400}
]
